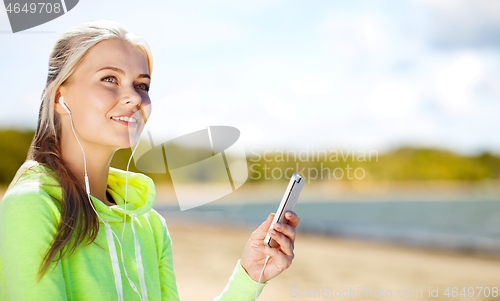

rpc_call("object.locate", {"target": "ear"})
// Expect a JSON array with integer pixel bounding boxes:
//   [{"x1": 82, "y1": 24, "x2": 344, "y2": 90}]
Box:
[
  {"x1": 54, "y1": 90, "x2": 69, "y2": 115},
  {"x1": 54, "y1": 96, "x2": 67, "y2": 115},
  {"x1": 49, "y1": 83, "x2": 65, "y2": 115}
]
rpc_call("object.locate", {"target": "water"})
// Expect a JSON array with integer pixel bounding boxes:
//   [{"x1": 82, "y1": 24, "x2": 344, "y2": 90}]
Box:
[{"x1": 153, "y1": 200, "x2": 500, "y2": 257}]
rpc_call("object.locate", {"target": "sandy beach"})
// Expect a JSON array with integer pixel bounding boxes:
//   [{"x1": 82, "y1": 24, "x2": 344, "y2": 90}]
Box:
[
  {"x1": 155, "y1": 181, "x2": 500, "y2": 300},
  {"x1": 166, "y1": 217, "x2": 500, "y2": 301}
]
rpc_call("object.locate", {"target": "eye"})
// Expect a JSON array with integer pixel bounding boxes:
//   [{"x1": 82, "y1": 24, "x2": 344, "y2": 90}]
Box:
[
  {"x1": 102, "y1": 75, "x2": 149, "y2": 91},
  {"x1": 136, "y1": 83, "x2": 150, "y2": 91},
  {"x1": 102, "y1": 76, "x2": 117, "y2": 83}
]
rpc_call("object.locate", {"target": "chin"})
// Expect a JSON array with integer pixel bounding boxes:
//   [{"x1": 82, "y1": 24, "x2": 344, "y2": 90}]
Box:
[{"x1": 110, "y1": 136, "x2": 139, "y2": 149}]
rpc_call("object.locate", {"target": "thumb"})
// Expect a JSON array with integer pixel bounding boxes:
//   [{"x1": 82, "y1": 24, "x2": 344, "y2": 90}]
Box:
[{"x1": 251, "y1": 213, "x2": 275, "y2": 239}]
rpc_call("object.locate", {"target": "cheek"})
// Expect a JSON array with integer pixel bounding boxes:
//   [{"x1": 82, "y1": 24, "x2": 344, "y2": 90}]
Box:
[
  {"x1": 145, "y1": 106, "x2": 152, "y2": 121},
  {"x1": 90, "y1": 92, "x2": 116, "y2": 118},
  {"x1": 141, "y1": 100, "x2": 152, "y2": 121},
  {"x1": 74, "y1": 89, "x2": 112, "y2": 117}
]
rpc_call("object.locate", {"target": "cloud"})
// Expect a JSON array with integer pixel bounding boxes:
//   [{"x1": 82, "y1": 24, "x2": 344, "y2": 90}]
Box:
[
  {"x1": 201, "y1": 0, "x2": 285, "y2": 14},
  {"x1": 258, "y1": 96, "x2": 299, "y2": 121},
  {"x1": 0, "y1": 91, "x2": 39, "y2": 129},
  {"x1": 367, "y1": 80, "x2": 418, "y2": 118},
  {"x1": 160, "y1": 9, "x2": 243, "y2": 48},
  {"x1": 321, "y1": 12, "x2": 391, "y2": 59},
  {"x1": 433, "y1": 52, "x2": 484, "y2": 113},
  {"x1": 0, "y1": 4, "x2": 9, "y2": 29},
  {"x1": 413, "y1": 0, "x2": 500, "y2": 49},
  {"x1": 292, "y1": 77, "x2": 331, "y2": 97}
]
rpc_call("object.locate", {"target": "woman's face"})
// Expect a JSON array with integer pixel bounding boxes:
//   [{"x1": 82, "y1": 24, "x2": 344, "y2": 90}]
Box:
[{"x1": 57, "y1": 38, "x2": 151, "y2": 150}]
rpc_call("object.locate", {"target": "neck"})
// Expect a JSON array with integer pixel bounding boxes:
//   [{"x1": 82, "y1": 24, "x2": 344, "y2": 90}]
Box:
[{"x1": 60, "y1": 126, "x2": 116, "y2": 205}]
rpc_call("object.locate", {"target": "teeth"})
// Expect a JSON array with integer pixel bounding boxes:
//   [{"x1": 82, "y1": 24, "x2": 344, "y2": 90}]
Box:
[{"x1": 112, "y1": 116, "x2": 137, "y2": 123}]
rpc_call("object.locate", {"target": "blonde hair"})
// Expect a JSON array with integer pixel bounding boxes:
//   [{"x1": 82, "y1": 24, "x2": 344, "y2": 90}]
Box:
[{"x1": 26, "y1": 19, "x2": 153, "y2": 282}]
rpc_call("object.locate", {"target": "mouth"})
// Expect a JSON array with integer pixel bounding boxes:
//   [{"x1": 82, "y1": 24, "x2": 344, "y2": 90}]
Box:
[{"x1": 110, "y1": 116, "x2": 138, "y2": 128}]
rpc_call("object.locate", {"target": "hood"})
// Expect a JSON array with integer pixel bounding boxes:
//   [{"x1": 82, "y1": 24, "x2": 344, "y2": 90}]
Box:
[
  {"x1": 9, "y1": 160, "x2": 156, "y2": 223},
  {"x1": 95, "y1": 166, "x2": 156, "y2": 223}
]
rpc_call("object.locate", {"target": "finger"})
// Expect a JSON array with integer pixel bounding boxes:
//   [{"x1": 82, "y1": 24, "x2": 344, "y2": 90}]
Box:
[
  {"x1": 284, "y1": 211, "x2": 300, "y2": 228},
  {"x1": 250, "y1": 213, "x2": 275, "y2": 240},
  {"x1": 273, "y1": 222, "x2": 296, "y2": 246},
  {"x1": 268, "y1": 228, "x2": 294, "y2": 257},
  {"x1": 251, "y1": 242, "x2": 293, "y2": 271}
]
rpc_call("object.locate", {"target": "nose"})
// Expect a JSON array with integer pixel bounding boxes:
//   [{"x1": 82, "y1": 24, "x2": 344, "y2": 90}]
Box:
[{"x1": 122, "y1": 86, "x2": 143, "y2": 108}]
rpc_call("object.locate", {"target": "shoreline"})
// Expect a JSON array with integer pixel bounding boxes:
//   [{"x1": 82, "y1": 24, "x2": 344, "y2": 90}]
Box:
[
  {"x1": 153, "y1": 180, "x2": 500, "y2": 206},
  {"x1": 2, "y1": 179, "x2": 500, "y2": 204}
]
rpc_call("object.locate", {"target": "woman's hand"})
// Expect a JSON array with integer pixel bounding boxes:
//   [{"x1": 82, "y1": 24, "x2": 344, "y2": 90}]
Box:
[{"x1": 240, "y1": 211, "x2": 300, "y2": 283}]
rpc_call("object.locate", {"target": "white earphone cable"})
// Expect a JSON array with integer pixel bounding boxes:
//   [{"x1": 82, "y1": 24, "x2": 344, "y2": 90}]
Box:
[
  {"x1": 254, "y1": 255, "x2": 270, "y2": 301},
  {"x1": 122, "y1": 140, "x2": 140, "y2": 243},
  {"x1": 65, "y1": 103, "x2": 146, "y2": 301}
]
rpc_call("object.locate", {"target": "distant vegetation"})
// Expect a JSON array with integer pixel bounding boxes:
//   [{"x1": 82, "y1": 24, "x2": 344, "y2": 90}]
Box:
[
  {"x1": 246, "y1": 147, "x2": 500, "y2": 182},
  {"x1": 0, "y1": 129, "x2": 170, "y2": 186},
  {"x1": 0, "y1": 129, "x2": 499, "y2": 186},
  {"x1": 0, "y1": 130, "x2": 35, "y2": 184}
]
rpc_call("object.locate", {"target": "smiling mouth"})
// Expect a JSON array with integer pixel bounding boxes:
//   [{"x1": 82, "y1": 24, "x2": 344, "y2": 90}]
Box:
[
  {"x1": 110, "y1": 117, "x2": 138, "y2": 127},
  {"x1": 111, "y1": 116, "x2": 138, "y2": 123}
]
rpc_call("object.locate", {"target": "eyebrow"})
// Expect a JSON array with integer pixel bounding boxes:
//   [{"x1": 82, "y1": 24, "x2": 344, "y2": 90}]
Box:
[{"x1": 96, "y1": 66, "x2": 150, "y2": 80}]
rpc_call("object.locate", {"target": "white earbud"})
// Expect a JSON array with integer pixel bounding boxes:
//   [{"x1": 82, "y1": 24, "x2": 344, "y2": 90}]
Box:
[{"x1": 59, "y1": 96, "x2": 71, "y2": 115}]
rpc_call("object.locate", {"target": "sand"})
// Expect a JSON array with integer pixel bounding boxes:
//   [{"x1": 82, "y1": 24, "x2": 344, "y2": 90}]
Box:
[{"x1": 165, "y1": 217, "x2": 500, "y2": 301}]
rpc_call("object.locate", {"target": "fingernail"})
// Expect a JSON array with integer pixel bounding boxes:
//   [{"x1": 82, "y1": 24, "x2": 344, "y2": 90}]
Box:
[
  {"x1": 274, "y1": 223, "x2": 281, "y2": 230},
  {"x1": 270, "y1": 229, "x2": 277, "y2": 235},
  {"x1": 251, "y1": 243, "x2": 259, "y2": 249}
]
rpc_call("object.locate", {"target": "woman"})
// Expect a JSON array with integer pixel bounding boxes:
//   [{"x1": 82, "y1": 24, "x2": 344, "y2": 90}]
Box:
[{"x1": 0, "y1": 20, "x2": 300, "y2": 300}]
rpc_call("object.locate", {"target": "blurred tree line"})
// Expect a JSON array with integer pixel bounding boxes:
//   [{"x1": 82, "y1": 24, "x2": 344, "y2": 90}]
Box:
[
  {"x1": 0, "y1": 129, "x2": 170, "y2": 186},
  {"x1": 0, "y1": 129, "x2": 499, "y2": 186},
  {"x1": 246, "y1": 147, "x2": 500, "y2": 182}
]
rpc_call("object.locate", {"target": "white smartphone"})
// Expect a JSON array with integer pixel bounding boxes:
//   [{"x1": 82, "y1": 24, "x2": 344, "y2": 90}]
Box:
[{"x1": 264, "y1": 173, "x2": 304, "y2": 248}]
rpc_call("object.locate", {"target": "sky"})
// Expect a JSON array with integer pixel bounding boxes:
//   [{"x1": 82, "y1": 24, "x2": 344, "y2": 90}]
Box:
[{"x1": 1, "y1": 0, "x2": 500, "y2": 155}]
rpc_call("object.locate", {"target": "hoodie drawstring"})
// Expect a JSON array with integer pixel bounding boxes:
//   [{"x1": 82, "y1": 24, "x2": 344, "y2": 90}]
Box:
[
  {"x1": 104, "y1": 220, "x2": 124, "y2": 301},
  {"x1": 104, "y1": 217, "x2": 148, "y2": 301},
  {"x1": 131, "y1": 214, "x2": 148, "y2": 301}
]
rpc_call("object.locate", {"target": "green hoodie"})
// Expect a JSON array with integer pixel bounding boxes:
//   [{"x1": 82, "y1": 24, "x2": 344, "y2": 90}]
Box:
[{"x1": 0, "y1": 160, "x2": 267, "y2": 300}]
